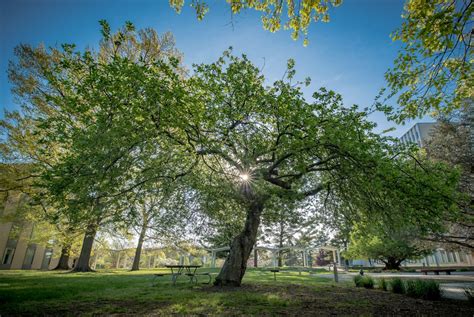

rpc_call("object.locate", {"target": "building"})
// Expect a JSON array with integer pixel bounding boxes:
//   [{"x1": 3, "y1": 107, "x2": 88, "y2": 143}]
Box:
[
  {"x1": 0, "y1": 191, "x2": 61, "y2": 270},
  {"x1": 399, "y1": 122, "x2": 436, "y2": 147}
]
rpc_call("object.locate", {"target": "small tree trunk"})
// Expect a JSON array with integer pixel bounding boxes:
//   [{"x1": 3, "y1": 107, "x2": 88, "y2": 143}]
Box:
[
  {"x1": 53, "y1": 244, "x2": 71, "y2": 270},
  {"x1": 72, "y1": 223, "x2": 97, "y2": 272},
  {"x1": 278, "y1": 221, "x2": 284, "y2": 267},
  {"x1": 131, "y1": 221, "x2": 147, "y2": 271},
  {"x1": 116, "y1": 252, "x2": 121, "y2": 269},
  {"x1": 343, "y1": 241, "x2": 349, "y2": 271},
  {"x1": 253, "y1": 247, "x2": 258, "y2": 268},
  {"x1": 214, "y1": 200, "x2": 263, "y2": 286}
]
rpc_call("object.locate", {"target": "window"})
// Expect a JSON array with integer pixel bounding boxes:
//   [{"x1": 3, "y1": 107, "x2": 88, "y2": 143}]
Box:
[
  {"x1": 41, "y1": 249, "x2": 53, "y2": 269},
  {"x1": 8, "y1": 223, "x2": 21, "y2": 240},
  {"x1": 23, "y1": 244, "x2": 36, "y2": 268},
  {"x1": 2, "y1": 248, "x2": 15, "y2": 265},
  {"x1": 447, "y1": 252, "x2": 454, "y2": 263}
]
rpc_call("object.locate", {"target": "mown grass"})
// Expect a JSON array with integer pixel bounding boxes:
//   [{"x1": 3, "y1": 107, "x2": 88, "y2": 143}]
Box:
[
  {"x1": 1, "y1": 268, "x2": 472, "y2": 316},
  {"x1": 0, "y1": 268, "x2": 337, "y2": 315}
]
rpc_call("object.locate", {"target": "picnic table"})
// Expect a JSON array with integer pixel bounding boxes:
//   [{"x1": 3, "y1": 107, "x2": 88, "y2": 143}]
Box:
[
  {"x1": 166, "y1": 265, "x2": 201, "y2": 284},
  {"x1": 152, "y1": 265, "x2": 211, "y2": 285}
]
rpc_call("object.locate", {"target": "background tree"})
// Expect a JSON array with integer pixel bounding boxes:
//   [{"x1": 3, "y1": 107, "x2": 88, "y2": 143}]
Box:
[
  {"x1": 424, "y1": 106, "x2": 474, "y2": 249},
  {"x1": 260, "y1": 201, "x2": 326, "y2": 267},
  {"x1": 128, "y1": 183, "x2": 190, "y2": 271},
  {"x1": 345, "y1": 221, "x2": 432, "y2": 270},
  {"x1": 169, "y1": 0, "x2": 342, "y2": 46},
  {"x1": 382, "y1": 0, "x2": 473, "y2": 122},
  {"x1": 3, "y1": 21, "x2": 188, "y2": 272}
]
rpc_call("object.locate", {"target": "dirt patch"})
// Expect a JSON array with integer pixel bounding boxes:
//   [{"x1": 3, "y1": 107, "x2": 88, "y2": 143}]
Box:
[
  {"x1": 202, "y1": 283, "x2": 474, "y2": 316},
  {"x1": 29, "y1": 299, "x2": 173, "y2": 316}
]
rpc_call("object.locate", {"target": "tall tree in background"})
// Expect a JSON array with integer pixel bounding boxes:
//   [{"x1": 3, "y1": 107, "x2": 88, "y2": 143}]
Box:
[
  {"x1": 3, "y1": 21, "x2": 187, "y2": 272},
  {"x1": 129, "y1": 184, "x2": 189, "y2": 271},
  {"x1": 383, "y1": 0, "x2": 473, "y2": 122},
  {"x1": 260, "y1": 201, "x2": 326, "y2": 267},
  {"x1": 425, "y1": 106, "x2": 474, "y2": 249}
]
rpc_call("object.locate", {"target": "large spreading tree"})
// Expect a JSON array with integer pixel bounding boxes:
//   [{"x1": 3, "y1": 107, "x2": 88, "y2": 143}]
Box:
[{"x1": 179, "y1": 52, "x2": 459, "y2": 285}]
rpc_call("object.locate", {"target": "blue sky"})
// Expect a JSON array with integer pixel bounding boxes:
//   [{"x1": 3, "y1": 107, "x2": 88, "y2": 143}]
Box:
[{"x1": 0, "y1": 0, "x2": 428, "y2": 137}]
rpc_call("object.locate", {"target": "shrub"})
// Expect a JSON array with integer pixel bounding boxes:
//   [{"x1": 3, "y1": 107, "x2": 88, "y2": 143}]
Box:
[
  {"x1": 405, "y1": 280, "x2": 442, "y2": 300},
  {"x1": 362, "y1": 276, "x2": 374, "y2": 289},
  {"x1": 353, "y1": 275, "x2": 363, "y2": 287},
  {"x1": 405, "y1": 280, "x2": 420, "y2": 297},
  {"x1": 464, "y1": 288, "x2": 474, "y2": 304},
  {"x1": 353, "y1": 275, "x2": 374, "y2": 289},
  {"x1": 401, "y1": 268, "x2": 416, "y2": 273},
  {"x1": 378, "y1": 278, "x2": 388, "y2": 291},
  {"x1": 390, "y1": 278, "x2": 405, "y2": 294},
  {"x1": 422, "y1": 280, "x2": 442, "y2": 300}
]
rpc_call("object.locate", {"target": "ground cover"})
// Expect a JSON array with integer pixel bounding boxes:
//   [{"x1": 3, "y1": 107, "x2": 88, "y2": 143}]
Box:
[{"x1": 1, "y1": 268, "x2": 473, "y2": 316}]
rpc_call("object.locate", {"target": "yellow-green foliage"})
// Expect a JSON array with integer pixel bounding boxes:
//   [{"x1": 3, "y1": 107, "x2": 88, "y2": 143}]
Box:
[{"x1": 169, "y1": 0, "x2": 342, "y2": 45}]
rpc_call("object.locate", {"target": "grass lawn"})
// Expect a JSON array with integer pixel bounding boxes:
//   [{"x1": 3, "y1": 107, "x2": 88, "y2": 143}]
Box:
[{"x1": 1, "y1": 268, "x2": 473, "y2": 316}]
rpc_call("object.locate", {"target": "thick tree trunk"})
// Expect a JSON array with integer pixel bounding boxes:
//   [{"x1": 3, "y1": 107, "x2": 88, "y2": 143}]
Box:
[
  {"x1": 72, "y1": 223, "x2": 97, "y2": 272},
  {"x1": 383, "y1": 257, "x2": 403, "y2": 270},
  {"x1": 52, "y1": 244, "x2": 71, "y2": 270},
  {"x1": 131, "y1": 221, "x2": 147, "y2": 271},
  {"x1": 214, "y1": 200, "x2": 263, "y2": 286}
]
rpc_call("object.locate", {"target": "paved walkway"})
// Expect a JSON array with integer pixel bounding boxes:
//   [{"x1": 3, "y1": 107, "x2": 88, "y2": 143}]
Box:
[{"x1": 317, "y1": 271, "x2": 474, "y2": 300}]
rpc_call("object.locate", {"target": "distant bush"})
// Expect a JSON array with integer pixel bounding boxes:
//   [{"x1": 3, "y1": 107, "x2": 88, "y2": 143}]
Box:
[
  {"x1": 354, "y1": 275, "x2": 374, "y2": 289},
  {"x1": 378, "y1": 278, "x2": 388, "y2": 291},
  {"x1": 401, "y1": 268, "x2": 416, "y2": 273},
  {"x1": 390, "y1": 278, "x2": 405, "y2": 294}
]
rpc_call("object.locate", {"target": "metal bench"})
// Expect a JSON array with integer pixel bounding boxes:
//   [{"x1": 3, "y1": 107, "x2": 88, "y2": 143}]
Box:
[
  {"x1": 193, "y1": 272, "x2": 212, "y2": 284},
  {"x1": 420, "y1": 268, "x2": 456, "y2": 275},
  {"x1": 151, "y1": 273, "x2": 181, "y2": 286}
]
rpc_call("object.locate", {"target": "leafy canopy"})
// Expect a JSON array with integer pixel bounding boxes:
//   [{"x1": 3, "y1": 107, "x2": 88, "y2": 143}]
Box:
[
  {"x1": 3, "y1": 21, "x2": 188, "y2": 229},
  {"x1": 169, "y1": 0, "x2": 342, "y2": 46},
  {"x1": 382, "y1": 0, "x2": 473, "y2": 122}
]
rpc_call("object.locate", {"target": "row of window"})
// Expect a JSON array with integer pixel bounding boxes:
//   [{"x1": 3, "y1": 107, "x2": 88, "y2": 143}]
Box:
[
  {"x1": 1, "y1": 244, "x2": 53, "y2": 269},
  {"x1": 400, "y1": 126, "x2": 421, "y2": 145}
]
